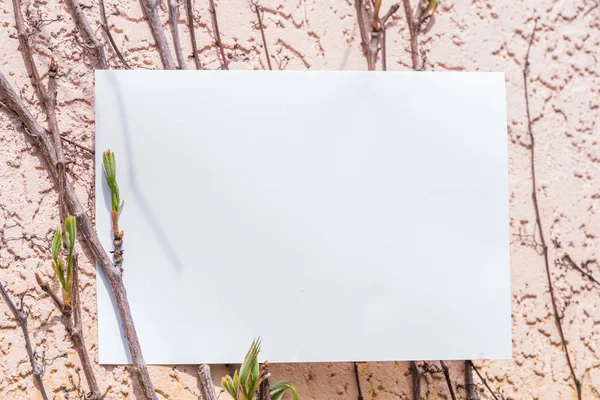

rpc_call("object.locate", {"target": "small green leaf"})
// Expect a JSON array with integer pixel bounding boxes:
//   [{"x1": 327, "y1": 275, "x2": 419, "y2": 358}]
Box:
[
  {"x1": 52, "y1": 226, "x2": 62, "y2": 264},
  {"x1": 240, "y1": 339, "x2": 261, "y2": 386},
  {"x1": 270, "y1": 381, "x2": 298, "y2": 400},
  {"x1": 51, "y1": 261, "x2": 66, "y2": 289},
  {"x1": 222, "y1": 375, "x2": 238, "y2": 400},
  {"x1": 64, "y1": 216, "x2": 76, "y2": 252}
]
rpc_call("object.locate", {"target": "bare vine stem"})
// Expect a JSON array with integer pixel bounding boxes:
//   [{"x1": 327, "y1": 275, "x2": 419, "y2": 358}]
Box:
[
  {"x1": 198, "y1": 364, "x2": 217, "y2": 400},
  {"x1": 561, "y1": 254, "x2": 600, "y2": 287},
  {"x1": 402, "y1": 0, "x2": 419, "y2": 70},
  {"x1": 0, "y1": 281, "x2": 49, "y2": 400},
  {"x1": 168, "y1": 0, "x2": 187, "y2": 69},
  {"x1": 251, "y1": 1, "x2": 272, "y2": 70},
  {"x1": 12, "y1": 0, "x2": 69, "y2": 227},
  {"x1": 523, "y1": 20, "x2": 581, "y2": 400},
  {"x1": 353, "y1": 362, "x2": 364, "y2": 400},
  {"x1": 37, "y1": 257, "x2": 102, "y2": 399},
  {"x1": 99, "y1": 0, "x2": 131, "y2": 69},
  {"x1": 0, "y1": 72, "x2": 159, "y2": 400},
  {"x1": 140, "y1": 0, "x2": 176, "y2": 69},
  {"x1": 439, "y1": 361, "x2": 457, "y2": 400},
  {"x1": 355, "y1": 0, "x2": 399, "y2": 70},
  {"x1": 209, "y1": 0, "x2": 228, "y2": 69},
  {"x1": 464, "y1": 361, "x2": 478, "y2": 400},
  {"x1": 469, "y1": 361, "x2": 499, "y2": 400},
  {"x1": 185, "y1": 0, "x2": 202, "y2": 69},
  {"x1": 410, "y1": 361, "x2": 422, "y2": 400},
  {"x1": 64, "y1": 0, "x2": 109, "y2": 69}
]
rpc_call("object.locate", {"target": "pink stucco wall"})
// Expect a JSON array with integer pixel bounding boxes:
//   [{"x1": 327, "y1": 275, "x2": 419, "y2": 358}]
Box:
[{"x1": 1, "y1": 0, "x2": 599, "y2": 398}]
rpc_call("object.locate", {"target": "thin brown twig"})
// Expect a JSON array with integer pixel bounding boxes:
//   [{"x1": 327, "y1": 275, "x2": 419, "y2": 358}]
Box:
[
  {"x1": 0, "y1": 72, "x2": 159, "y2": 400},
  {"x1": 208, "y1": 0, "x2": 228, "y2": 69},
  {"x1": 0, "y1": 281, "x2": 49, "y2": 400},
  {"x1": 37, "y1": 257, "x2": 103, "y2": 399},
  {"x1": 380, "y1": 3, "x2": 399, "y2": 71},
  {"x1": 12, "y1": 0, "x2": 69, "y2": 225},
  {"x1": 402, "y1": 0, "x2": 419, "y2": 70},
  {"x1": 251, "y1": 1, "x2": 272, "y2": 70},
  {"x1": 198, "y1": 364, "x2": 217, "y2": 400},
  {"x1": 469, "y1": 361, "x2": 499, "y2": 400},
  {"x1": 63, "y1": 0, "x2": 109, "y2": 69},
  {"x1": 99, "y1": 0, "x2": 131, "y2": 69},
  {"x1": 140, "y1": 0, "x2": 176, "y2": 69},
  {"x1": 562, "y1": 254, "x2": 600, "y2": 287},
  {"x1": 61, "y1": 135, "x2": 94, "y2": 154},
  {"x1": 355, "y1": 0, "x2": 400, "y2": 70},
  {"x1": 185, "y1": 0, "x2": 202, "y2": 69},
  {"x1": 523, "y1": 21, "x2": 582, "y2": 400},
  {"x1": 168, "y1": 0, "x2": 187, "y2": 69},
  {"x1": 464, "y1": 360, "x2": 478, "y2": 400},
  {"x1": 439, "y1": 361, "x2": 457, "y2": 400},
  {"x1": 410, "y1": 361, "x2": 422, "y2": 400},
  {"x1": 71, "y1": 255, "x2": 102, "y2": 399},
  {"x1": 46, "y1": 59, "x2": 68, "y2": 227},
  {"x1": 258, "y1": 363, "x2": 271, "y2": 400},
  {"x1": 353, "y1": 362, "x2": 364, "y2": 400},
  {"x1": 12, "y1": 0, "x2": 45, "y2": 105}
]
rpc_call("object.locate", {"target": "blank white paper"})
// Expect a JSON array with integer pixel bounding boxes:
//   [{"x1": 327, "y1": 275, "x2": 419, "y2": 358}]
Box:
[{"x1": 95, "y1": 70, "x2": 511, "y2": 364}]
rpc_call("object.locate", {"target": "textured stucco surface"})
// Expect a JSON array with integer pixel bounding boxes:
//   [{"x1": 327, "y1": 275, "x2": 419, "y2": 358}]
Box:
[{"x1": 0, "y1": 0, "x2": 599, "y2": 399}]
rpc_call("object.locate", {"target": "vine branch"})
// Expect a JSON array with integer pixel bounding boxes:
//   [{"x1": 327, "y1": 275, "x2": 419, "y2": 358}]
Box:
[
  {"x1": 185, "y1": 0, "x2": 202, "y2": 69},
  {"x1": 99, "y1": 0, "x2": 131, "y2": 69},
  {"x1": 0, "y1": 281, "x2": 49, "y2": 400},
  {"x1": 0, "y1": 72, "x2": 159, "y2": 400},
  {"x1": 523, "y1": 21, "x2": 581, "y2": 400},
  {"x1": 209, "y1": 0, "x2": 228, "y2": 69},
  {"x1": 440, "y1": 361, "x2": 457, "y2": 400},
  {"x1": 251, "y1": 1, "x2": 272, "y2": 70},
  {"x1": 168, "y1": 0, "x2": 187, "y2": 69},
  {"x1": 140, "y1": 0, "x2": 176, "y2": 69},
  {"x1": 64, "y1": 0, "x2": 109, "y2": 69}
]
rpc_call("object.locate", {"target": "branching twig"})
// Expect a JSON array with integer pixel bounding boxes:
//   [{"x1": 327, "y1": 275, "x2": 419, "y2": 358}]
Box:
[
  {"x1": 440, "y1": 361, "x2": 457, "y2": 400},
  {"x1": 12, "y1": 0, "x2": 44, "y2": 104},
  {"x1": 12, "y1": 0, "x2": 69, "y2": 225},
  {"x1": 251, "y1": 1, "x2": 272, "y2": 70},
  {"x1": 209, "y1": 0, "x2": 228, "y2": 69},
  {"x1": 198, "y1": 364, "x2": 217, "y2": 400},
  {"x1": 410, "y1": 361, "x2": 421, "y2": 400},
  {"x1": 63, "y1": 0, "x2": 109, "y2": 69},
  {"x1": 523, "y1": 21, "x2": 582, "y2": 400},
  {"x1": 168, "y1": 0, "x2": 187, "y2": 69},
  {"x1": 185, "y1": 0, "x2": 202, "y2": 69},
  {"x1": 355, "y1": 0, "x2": 399, "y2": 70},
  {"x1": 0, "y1": 281, "x2": 49, "y2": 400},
  {"x1": 0, "y1": 72, "x2": 159, "y2": 400},
  {"x1": 37, "y1": 257, "x2": 102, "y2": 399},
  {"x1": 140, "y1": 0, "x2": 176, "y2": 69},
  {"x1": 402, "y1": 0, "x2": 419, "y2": 70},
  {"x1": 99, "y1": 0, "x2": 131, "y2": 69},
  {"x1": 469, "y1": 361, "x2": 500, "y2": 400},
  {"x1": 464, "y1": 360, "x2": 478, "y2": 400},
  {"x1": 353, "y1": 362, "x2": 364, "y2": 400}
]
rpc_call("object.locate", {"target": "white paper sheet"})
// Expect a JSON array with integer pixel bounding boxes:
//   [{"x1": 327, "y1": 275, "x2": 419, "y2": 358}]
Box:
[{"x1": 95, "y1": 71, "x2": 511, "y2": 364}]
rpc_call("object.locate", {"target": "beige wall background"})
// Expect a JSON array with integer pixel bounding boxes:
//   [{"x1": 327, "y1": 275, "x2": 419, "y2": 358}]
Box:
[{"x1": 1, "y1": 0, "x2": 599, "y2": 398}]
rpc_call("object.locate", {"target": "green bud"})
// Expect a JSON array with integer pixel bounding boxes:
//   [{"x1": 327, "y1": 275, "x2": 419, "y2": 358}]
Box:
[{"x1": 103, "y1": 150, "x2": 120, "y2": 212}]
